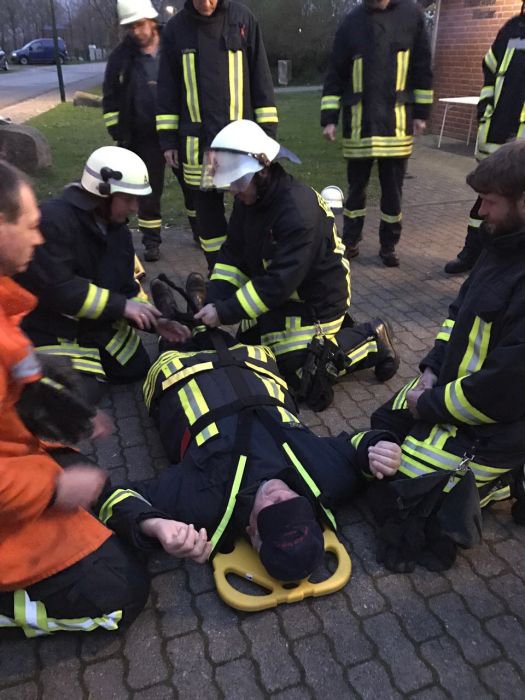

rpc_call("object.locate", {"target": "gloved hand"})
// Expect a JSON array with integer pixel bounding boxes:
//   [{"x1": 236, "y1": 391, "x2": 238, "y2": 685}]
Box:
[{"x1": 16, "y1": 354, "x2": 96, "y2": 444}]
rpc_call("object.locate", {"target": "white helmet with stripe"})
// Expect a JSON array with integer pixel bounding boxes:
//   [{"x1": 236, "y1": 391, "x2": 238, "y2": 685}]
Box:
[{"x1": 81, "y1": 146, "x2": 152, "y2": 198}]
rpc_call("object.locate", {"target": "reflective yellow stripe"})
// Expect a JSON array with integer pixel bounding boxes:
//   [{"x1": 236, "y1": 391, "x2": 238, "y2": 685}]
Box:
[
  {"x1": 392, "y1": 377, "x2": 420, "y2": 410},
  {"x1": 468, "y1": 216, "x2": 483, "y2": 229},
  {"x1": 444, "y1": 379, "x2": 496, "y2": 425},
  {"x1": 182, "y1": 51, "x2": 201, "y2": 122},
  {"x1": 321, "y1": 95, "x2": 341, "y2": 111},
  {"x1": 350, "y1": 432, "x2": 366, "y2": 449},
  {"x1": 211, "y1": 263, "x2": 249, "y2": 289},
  {"x1": 396, "y1": 50, "x2": 410, "y2": 91},
  {"x1": 237, "y1": 281, "x2": 269, "y2": 319},
  {"x1": 228, "y1": 50, "x2": 244, "y2": 121},
  {"x1": 479, "y1": 85, "x2": 494, "y2": 101},
  {"x1": 345, "y1": 338, "x2": 377, "y2": 368},
  {"x1": 457, "y1": 316, "x2": 492, "y2": 378},
  {"x1": 427, "y1": 423, "x2": 457, "y2": 450},
  {"x1": 484, "y1": 48, "x2": 498, "y2": 74},
  {"x1": 261, "y1": 316, "x2": 344, "y2": 358},
  {"x1": 156, "y1": 114, "x2": 179, "y2": 131},
  {"x1": 479, "y1": 484, "x2": 511, "y2": 507},
  {"x1": 518, "y1": 102, "x2": 525, "y2": 140},
  {"x1": 351, "y1": 57, "x2": 363, "y2": 141},
  {"x1": 211, "y1": 455, "x2": 248, "y2": 550},
  {"x1": 342, "y1": 136, "x2": 413, "y2": 158},
  {"x1": 200, "y1": 235, "x2": 226, "y2": 253},
  {"x1": 494, "y1": 46, "x2": 515, "y2": 107},
  {"x1": 161, "y1": 360, "x2": 215, "y2": 393},
  {"x1": 344, "y1": 208, "x2": 366, "y2": 219},
  {"x1": 105, "y1": 321, "x2": 140, "y2": 366},
  {"x1": 178, "y1": 378, "x2": 218, "y2": 445},
  {"x1": 282, "y1": 442, "x2": 337, "y2": 530},
  {"x1": 353, "y1": 57, "x2": 363, "y2": 92},
  {"x1": 436, "y1": 318, "x2": 454, "y2": 343},
  {"x1": 99, "y1": 488, "x2": 151, "y2": 524},
  {"x1": 380, "y1": 211, "x2": 402, "y2": 224},
  {"x1": 254, "y1": 106, "x2": 278, "y2": 124},
  {"x1": 138, "y1": 218, "x2": 162, "y2": 229},
  {"x1": 413, "y1": 89, "x2": 433, "y2": 104},
  {"x1": 103, "y1": 111, "x2": 119, "y2": 127},
  {"x1": 3, "y1": 590, "x2": 123, "y2": 638},
  {"x1": 77, "y1": 283, "x2": 109, "y2": 320}
]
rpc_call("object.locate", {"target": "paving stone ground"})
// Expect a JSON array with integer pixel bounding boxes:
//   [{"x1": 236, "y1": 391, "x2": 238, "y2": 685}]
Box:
[{"x1": 2, "y1": 140, "x2": 525, "y2": 699}]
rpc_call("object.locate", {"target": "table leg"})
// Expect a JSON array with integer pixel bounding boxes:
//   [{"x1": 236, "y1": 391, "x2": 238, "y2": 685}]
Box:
[{"x1": 438, "y1": 104, "x2": 449, "y2": 149}]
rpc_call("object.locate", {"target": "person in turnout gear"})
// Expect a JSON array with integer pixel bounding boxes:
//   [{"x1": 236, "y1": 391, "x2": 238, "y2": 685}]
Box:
[
  {"x1": 445, "y1": 8, "x2": 525, "y2": 274},
  {"x1": 103, "y1": 0, "x2": 197, "y2": 262},
  {"x1": 156, "y1": 0, "x2": 277, "y2": 270},
  {"x1": 194, "y1": 120, "x2": 399, "y2": 410},
  {"x1": 0, "y1": 160, "x2": 150, "y2": 638},
  {"x1": 16, "y1": 146, "x2": 180, "y2": 403},
  {"x1": 321, "y1": 0, "x2": 433, "y2": 267},
  {"x1": 368, "y1": 140, "x2": 525, "y2": 574},
  {"x1": 96, "y1": 274, "x2": 402, "y2": 582}
]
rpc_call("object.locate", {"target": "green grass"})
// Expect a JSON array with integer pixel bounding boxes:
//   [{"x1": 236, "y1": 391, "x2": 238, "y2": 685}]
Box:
[{"x1": 28, "y1": 90, "x2": 373, "y2": 225}]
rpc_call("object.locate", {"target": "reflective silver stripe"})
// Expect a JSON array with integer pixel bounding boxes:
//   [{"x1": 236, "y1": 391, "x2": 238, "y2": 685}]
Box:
[
  {"x1": 210, "y1": 264, "x2": 249, "y2": 288},
  {"x1": 444, "y1": 379, "x2": 495, "y2": 425},
  {"x1": 392, "y1": 377, "x2": 419, "y2": 410},
  {"x1": 237, "y1": 281, "x2": 268, "y2": 318},
  {"x1": 321, "y1": 95, "x2": 341, "y2": 110},
  {"x1": 183, "y1": 52, "x2": 201, "y2": 123},
  {"x1": 77, "y1": 283, "x2": 109, "y2": 320},
  {"x1": 228, "y1": 50, "x2": 243, "y2": 121},
  {"x1": 458, "y1": 316, "x2": 491, "y2": 377},
  {"x1": 200, "y1": 235, "x2": 226, "y2": 253},
  {"x1": 345, "y1": 338, "x2": 377, "y2": 366},
  {"x1": 484, "y1": 48, "x2": 498, "y2": 73},
  {"x1": 83, "y1": 164, "x2": 148, "y2": 191},
  {"x1": 254, "y1": 106, "x2": 278, "y2": 123},
  {"x1": 12, "y1": 351, "x2": 41, "y2": 380},
  {"x1": 507, "y1": 38, "x2": 525, "y2": 50}
]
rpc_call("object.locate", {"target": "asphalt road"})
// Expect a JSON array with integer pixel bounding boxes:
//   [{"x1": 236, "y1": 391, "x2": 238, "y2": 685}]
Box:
[{"x1": 0, "y1": 62, "x2": 106, "y2": 109}]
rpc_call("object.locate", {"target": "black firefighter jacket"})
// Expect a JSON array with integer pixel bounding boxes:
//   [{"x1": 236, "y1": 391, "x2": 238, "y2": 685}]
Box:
[
  {"x1": 156, "y1": 0, "x2": 277, "y2": 187},
  {"x1": 98, "y1": 338, "x2": 395, "y2": 555},
  {"x1": 321, "y1": 0, "x2": 433, "y2": 159},
  {"x1": 476, "y1": 14, "x2": 525, "y2": 160},
  {"x1": 102, "y1": 34, "x2": 159, "y2": 145},
  {"x1": 414, "y1": 226, "x2": 525, "y2": 475},
  {"x1": 17, "y1": 186, "x2": 139, "y2": 350},
  {"x1": 207, "y1": 163, "x2": 351, "y2": 327}
]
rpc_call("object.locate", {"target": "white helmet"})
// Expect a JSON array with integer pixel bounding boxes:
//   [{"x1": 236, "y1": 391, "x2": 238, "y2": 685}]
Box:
[
  {"x1": 118, "y1": 0, "x2": 158, "y2": 25},
  {"x1": 320, "y1": 185, "x2": 344, "y2": 212},
  {"x1": 81, "y1": 146, "x2": 152, "y2": 198},
  {"x1": 202, "y1": 119, "x2": 300, "y2": 191}
]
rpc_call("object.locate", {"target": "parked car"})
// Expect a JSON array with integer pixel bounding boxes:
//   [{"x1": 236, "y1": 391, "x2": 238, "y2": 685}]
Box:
[
  {"x1": 0, "y1": 47, "x2": 8, "y2": 71},
  {"x1": 11, "y1": 38, "x2": 68, "y2": 65}
]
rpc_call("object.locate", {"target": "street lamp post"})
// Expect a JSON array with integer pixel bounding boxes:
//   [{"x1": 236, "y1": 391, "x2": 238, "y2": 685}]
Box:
[{"x1": 49, "y1": 0, "x2": 66, "y2": 102}]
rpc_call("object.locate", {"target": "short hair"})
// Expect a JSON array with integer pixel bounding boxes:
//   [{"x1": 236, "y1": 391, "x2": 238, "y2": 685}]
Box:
[
  {"x1": 0, "y1": 160, "x2": 30, "y2": 222},
  {"x1": 466, "y1": 139, "x2": 525, "y2": 201}
]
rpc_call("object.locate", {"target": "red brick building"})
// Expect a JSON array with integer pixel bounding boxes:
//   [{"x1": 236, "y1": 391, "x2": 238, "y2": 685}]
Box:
[{"x1": 430, "y1": 0, "x2": 522, "y2": 139}]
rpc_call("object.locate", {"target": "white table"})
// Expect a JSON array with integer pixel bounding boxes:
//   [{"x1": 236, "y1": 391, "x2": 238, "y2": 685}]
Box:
[{"x1": 437, "y1": 96, "x2": 480, "y2": 148}]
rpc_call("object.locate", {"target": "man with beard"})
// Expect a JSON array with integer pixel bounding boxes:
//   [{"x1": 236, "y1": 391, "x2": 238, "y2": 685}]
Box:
[
  {"x1": 103, "y1": 0, "x2": 196, "y2": 261},
  {"x1": 368, "y1": 139, "x2": 525, "y2": 574}
]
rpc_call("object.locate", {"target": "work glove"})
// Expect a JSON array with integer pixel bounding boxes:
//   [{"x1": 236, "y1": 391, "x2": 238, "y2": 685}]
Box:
[{"x1": 16, "y1": 354, "x2": 96, "y2": 444}]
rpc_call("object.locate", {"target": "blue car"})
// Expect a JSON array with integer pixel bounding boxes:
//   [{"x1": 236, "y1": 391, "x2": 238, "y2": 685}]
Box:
[{"x1": 11, "y1": 38, "x2": 68, "y2": 66}]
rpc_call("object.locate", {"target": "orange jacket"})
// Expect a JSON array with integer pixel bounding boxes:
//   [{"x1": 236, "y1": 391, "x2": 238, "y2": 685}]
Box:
[{"x1": 0, "y1": 276, "x2": 110, "y2": 591}]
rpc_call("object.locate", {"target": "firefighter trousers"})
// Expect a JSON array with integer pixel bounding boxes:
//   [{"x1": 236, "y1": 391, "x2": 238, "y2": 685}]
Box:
[
  {"x1": 131, "y1": 138, "x2": 197, "y2": 249},
  {"x1": 192, "y1": 189, "x2": 228, "y2": 271},
  {"x1": 457, "y1": 196, "x2": 484, "y2": 264},
  {"x1": 343, "y1": 157, "x2": 407, "y2": 250}
]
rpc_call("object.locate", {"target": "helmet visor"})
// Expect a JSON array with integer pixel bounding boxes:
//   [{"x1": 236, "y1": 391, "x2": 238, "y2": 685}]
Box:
[{"x1": 201, "y1": 149, "x2": 263, "y2": 191}]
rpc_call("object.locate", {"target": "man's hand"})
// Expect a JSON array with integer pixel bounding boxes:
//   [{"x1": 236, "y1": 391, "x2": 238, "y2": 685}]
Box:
[
  {"x1": 124, "y1": 300, "x2": 162, "y2": 330},
  {"x1": 90, "y1": 410, "x2": 115, "y2": 441},
  {"x1": 155, "y1": 318, "x2": 192, "y2": 343},
  {"x1": 140, "y1": 518, "x2": 211, "y2": 563},
  {"x1": 368, "y1": 441, "x2": 401, "y2": 480},
  {"x1": 413, "y1": 119, "x2": 427, "y2": 136},
  {"x1": 164, "y1": 149, "x2": 179, "y2": 169},
  {"x1": 417, "y1": 367, "x2": 437, "y2": 390},
  {"x1": 54, "y1": 466, "x2": 107, "y2": 510},
  {"x1": 194, "y1": 303, "x2": 220, "y2": 328},
  {"x1": 406, "y1": 387, "x2": 426, "y2": 418},
  {"x1": 323, "y1": 124, "x2": 337, "y2": 142}
]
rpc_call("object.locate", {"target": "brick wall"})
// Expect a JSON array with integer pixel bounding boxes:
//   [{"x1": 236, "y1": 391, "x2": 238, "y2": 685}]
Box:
[{"x1": 430, "y1": 0, "x2": 521, "y2": 139}]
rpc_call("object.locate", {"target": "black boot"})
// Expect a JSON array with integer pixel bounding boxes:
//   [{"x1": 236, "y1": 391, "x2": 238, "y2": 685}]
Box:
[
  {"x1": 444, "y1": 248, "x2": 478, "y2": 274},
  {"x1": 372, "y1": 318, "x2": 399, "y2": 381},
  {"x1": 185, "y1": 272, "x2": 207, "y2": 312},
  {"x1": 379, "y1": 247, "x2": 400, "y2": 267},
  {"x1": 511, "y1": 466, "x2": 525, "y2": 525},
  {"x1": 150, "y1": 278, "x2": 180, "y2": 319}
]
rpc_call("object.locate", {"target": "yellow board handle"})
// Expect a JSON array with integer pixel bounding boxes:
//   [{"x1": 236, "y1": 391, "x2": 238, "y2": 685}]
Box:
[{"x1": 213, "y1": 528, "x2": 352, "y2": 612}]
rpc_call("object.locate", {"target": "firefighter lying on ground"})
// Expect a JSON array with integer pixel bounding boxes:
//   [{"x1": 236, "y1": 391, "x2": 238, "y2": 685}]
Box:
[
  {"x1": 194, "y1": 120, "x2": 399, "y2": 411},
  {"x1": 16, "y1": 146, "x2": 179, "y2": 403},
  {"x1": 0, "y1": 160, "x2": 150, "y2": 638},
  {"x1": 368, "y1": 140, "x2": 525, "y2": 573},
  {"x1": 96, "y1": 276, "x2": 402, "y2": 582}
]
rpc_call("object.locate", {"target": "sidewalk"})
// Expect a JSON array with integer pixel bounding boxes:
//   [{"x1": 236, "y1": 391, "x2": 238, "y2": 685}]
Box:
[{"x1": 1, "y1": 142, "x2": 524, "y2": 699}]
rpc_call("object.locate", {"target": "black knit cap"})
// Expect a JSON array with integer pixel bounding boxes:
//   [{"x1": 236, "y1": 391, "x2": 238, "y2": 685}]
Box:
[{"x1": 258, "y1": 496, "x2": 324, "y2": 581}]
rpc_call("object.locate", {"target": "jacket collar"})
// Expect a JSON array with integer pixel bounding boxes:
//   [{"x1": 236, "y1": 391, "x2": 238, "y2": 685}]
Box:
[{"x1": 62, "y1": 183, "x2": 105, "y2": 212}]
